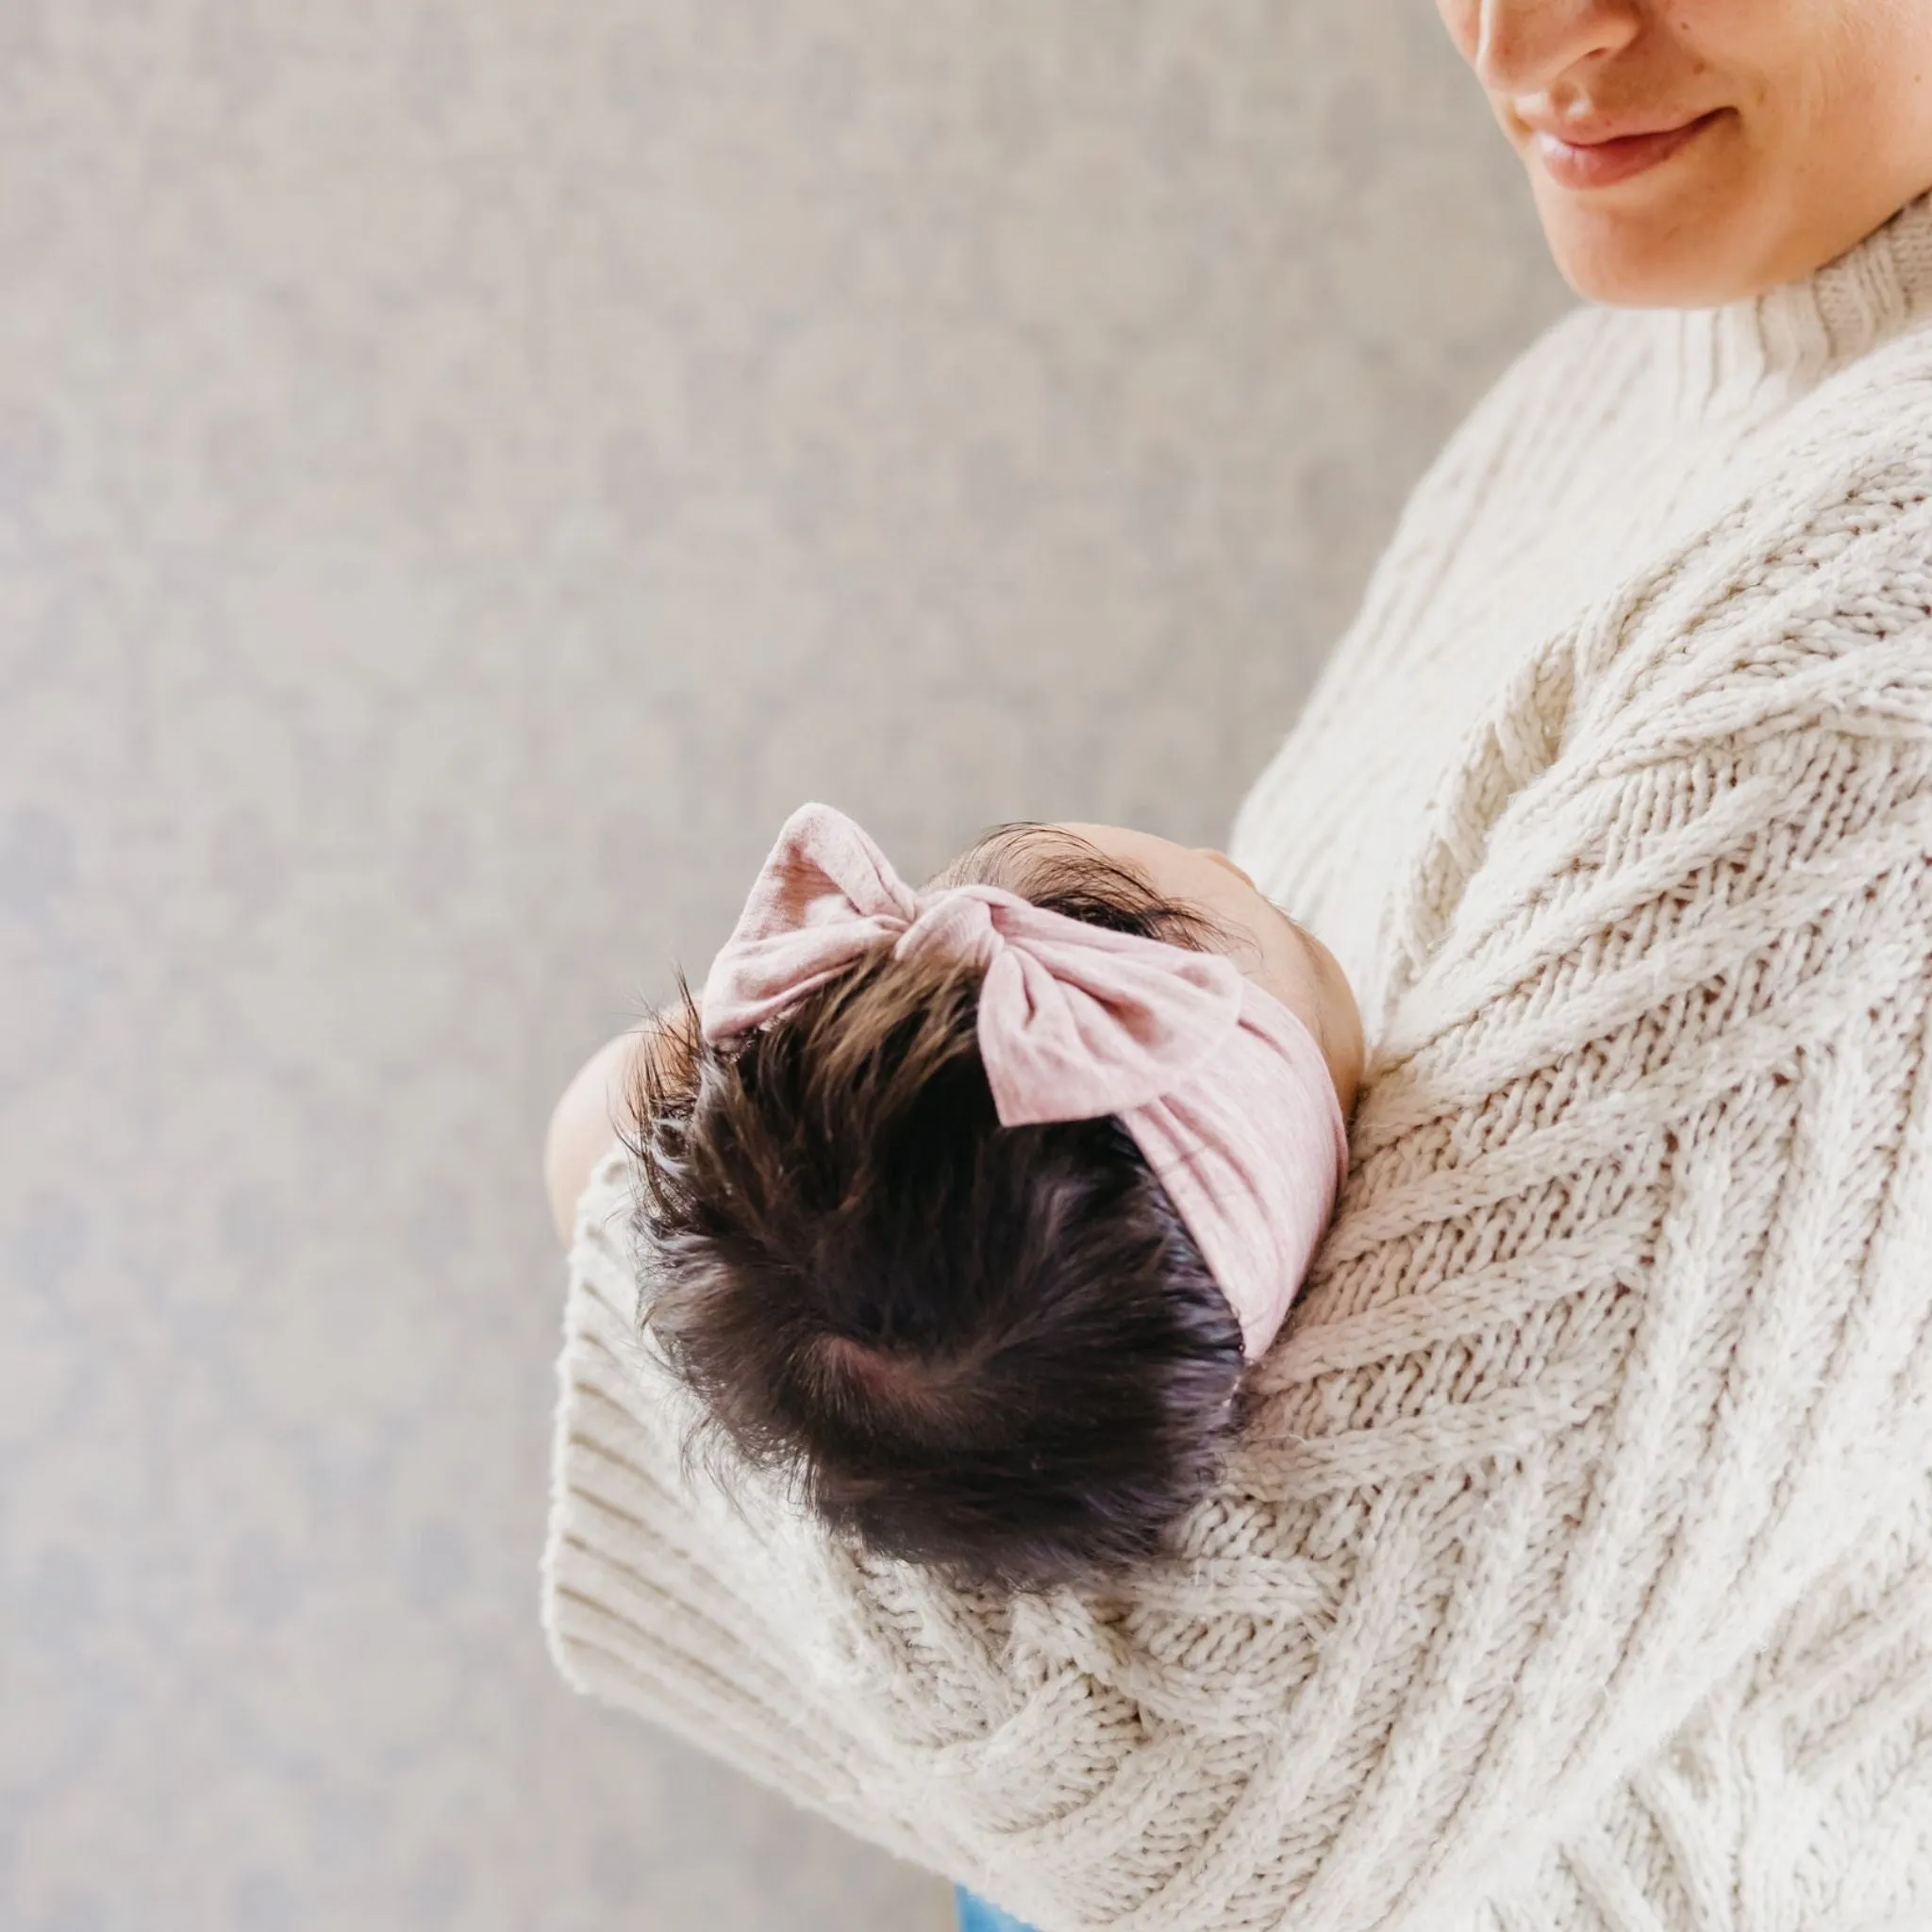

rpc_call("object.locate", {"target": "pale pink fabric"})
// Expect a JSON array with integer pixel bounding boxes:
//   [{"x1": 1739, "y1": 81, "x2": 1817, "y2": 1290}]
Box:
[{"x1": 700, "y1": 803, "x2": 1351, "y2": 1358}]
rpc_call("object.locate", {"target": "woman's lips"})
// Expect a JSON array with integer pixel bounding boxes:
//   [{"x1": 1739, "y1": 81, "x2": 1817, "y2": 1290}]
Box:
[{"x1": 1529, "y1": 110, "x2": 1722, "y2": 191}]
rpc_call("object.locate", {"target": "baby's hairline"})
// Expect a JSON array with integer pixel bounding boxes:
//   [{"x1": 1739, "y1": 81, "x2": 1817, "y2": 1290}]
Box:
[
  {"x1": 937, "y1": 820, "x2": 1318, "y2": 992},
  {"x1": 926, "y1": 820, "x2": 1107, "y2": 894}
]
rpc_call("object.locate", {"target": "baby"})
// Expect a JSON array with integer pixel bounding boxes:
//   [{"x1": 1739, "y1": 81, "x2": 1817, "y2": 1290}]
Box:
[{"x1": 619, "y1": 801, "x2": 1364, "y2": 1591}]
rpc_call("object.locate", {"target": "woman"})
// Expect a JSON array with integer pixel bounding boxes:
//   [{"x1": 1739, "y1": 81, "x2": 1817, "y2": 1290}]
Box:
[{"x1": 541, "y1": 3, "x2": 1932, "y2": 1926}]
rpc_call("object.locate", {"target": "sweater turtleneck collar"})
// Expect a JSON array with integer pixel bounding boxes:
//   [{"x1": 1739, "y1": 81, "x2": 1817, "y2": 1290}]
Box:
[{"x1": 1665, "y1": 186, "x2": 1932, "y2": 418}]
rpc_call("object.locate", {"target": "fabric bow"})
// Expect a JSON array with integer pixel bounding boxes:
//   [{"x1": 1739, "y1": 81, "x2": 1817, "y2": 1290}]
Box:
[
  {"x1": 700, "y1": 804, "x2": 1244, "y2": 1126},
  {"x1": 698, "y1": 803, "x2": 1350, "y2": 1357}
]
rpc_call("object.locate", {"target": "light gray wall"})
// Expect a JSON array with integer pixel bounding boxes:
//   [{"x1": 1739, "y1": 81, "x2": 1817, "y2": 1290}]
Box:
[{"x1": 1, "y1": 4, "x2": 1570, "y2": 1926}]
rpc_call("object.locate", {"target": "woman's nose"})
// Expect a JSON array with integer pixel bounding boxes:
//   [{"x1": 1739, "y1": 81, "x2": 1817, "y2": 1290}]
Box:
[{"x1": 1467, "y1": 0, "x2": 1642, "y2": 98}]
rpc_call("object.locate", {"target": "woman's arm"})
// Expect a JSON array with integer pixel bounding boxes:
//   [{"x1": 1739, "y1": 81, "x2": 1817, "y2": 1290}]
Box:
[{"x1": 543, "y1": 449, "x2": 1932, "y2": 1929}]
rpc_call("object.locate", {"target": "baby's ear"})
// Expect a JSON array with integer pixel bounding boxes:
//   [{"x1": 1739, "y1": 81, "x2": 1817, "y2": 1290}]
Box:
[
  {"x1": 544, "y1": 1030, "x2": 643, "y2": 1244},
  {"x1": 543, "y1": 999, "x2": 700, "y2": 1247}
]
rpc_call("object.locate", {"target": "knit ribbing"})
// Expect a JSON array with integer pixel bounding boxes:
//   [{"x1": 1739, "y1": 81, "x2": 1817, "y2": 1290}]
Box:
[
  {"x1": 543, "y1": 192, "x2": 1932, "y2": 1932},
  {"x1": 1688, "y1": 187, "x2": 1932, "y2": 409}
]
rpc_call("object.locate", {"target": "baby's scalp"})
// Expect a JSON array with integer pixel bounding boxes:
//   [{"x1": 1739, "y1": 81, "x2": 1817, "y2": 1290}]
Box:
[{"x1": 626, "y1": 804, "x2": 1347, "y2": 1591}]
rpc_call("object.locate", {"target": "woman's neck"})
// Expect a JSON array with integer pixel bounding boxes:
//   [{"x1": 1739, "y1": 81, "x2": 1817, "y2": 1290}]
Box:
[{"x1": 1667, "y1": 186, "x2": 1932, "y2": 417}]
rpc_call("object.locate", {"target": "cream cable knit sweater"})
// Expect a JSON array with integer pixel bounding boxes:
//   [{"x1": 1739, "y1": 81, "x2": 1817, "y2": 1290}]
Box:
[{"x1": 542, "y1": 191, "x2": 1932, "y2": 1932}]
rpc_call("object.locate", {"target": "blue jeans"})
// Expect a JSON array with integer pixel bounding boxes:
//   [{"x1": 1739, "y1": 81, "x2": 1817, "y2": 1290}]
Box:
[{"x1": 955, "y1": 1885, "x2": 1039, "y2": 1932}]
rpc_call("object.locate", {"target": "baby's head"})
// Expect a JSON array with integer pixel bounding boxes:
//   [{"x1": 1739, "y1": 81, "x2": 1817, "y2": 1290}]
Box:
[{"x1": 628, "y1": 806, "x2": 1362, "y2": 1592}]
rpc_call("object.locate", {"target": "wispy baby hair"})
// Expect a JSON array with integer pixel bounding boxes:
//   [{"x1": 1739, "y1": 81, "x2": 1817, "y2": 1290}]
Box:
[{"x1": 625, "y1": 825, "x2": 1249, "y2": 1593}]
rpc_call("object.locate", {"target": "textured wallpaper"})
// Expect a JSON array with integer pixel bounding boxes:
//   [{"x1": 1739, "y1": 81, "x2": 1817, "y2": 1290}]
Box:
[{"x1": 0, "y1": 3, "x2": 1571, "y2": 1927}]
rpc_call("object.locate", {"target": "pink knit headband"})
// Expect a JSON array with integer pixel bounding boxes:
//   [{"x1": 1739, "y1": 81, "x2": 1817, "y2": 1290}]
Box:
[{"x1": 699, "y1": 803, "x2": 1350, "y2": 1360}]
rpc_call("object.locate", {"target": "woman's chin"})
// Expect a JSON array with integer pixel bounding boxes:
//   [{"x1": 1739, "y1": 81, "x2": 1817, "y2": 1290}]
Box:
[
  {"x1": 1518, "y1": 123, "x2": 1776, "y2": 308},
  {"x1": 1530, "y1": 187, "x2": 1760, "y2": 309},
  {"x1": 1545, "y1": 234, "x2": 1739, "y2": 309}
]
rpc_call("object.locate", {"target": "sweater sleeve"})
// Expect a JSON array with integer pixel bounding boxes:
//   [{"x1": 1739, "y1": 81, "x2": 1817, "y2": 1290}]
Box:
[{"x1": 541, "y1": 448, "x2": 1932, "y2": 1931}]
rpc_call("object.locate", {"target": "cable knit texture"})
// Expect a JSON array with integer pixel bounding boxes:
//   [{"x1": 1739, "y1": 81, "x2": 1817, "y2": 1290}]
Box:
[{"x1": 542, "y1": 192, "x2": 1932, "y2": 1932}]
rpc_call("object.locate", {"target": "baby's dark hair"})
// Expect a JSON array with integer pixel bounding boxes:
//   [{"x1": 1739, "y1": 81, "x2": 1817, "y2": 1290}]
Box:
[{"x1": 625, "y1": 826, "x2": 1248, "y2": 1593}]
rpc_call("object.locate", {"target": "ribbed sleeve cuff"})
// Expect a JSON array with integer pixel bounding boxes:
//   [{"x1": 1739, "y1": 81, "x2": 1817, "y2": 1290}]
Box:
[{"x1": 538, "y1": 1145, "x2": 941, "y2": 1874}]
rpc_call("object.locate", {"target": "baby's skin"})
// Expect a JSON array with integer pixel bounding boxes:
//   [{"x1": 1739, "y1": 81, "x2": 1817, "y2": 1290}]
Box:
[{"x1": 544, "y1": 824, "x2": 1365, "y2": 1243}]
